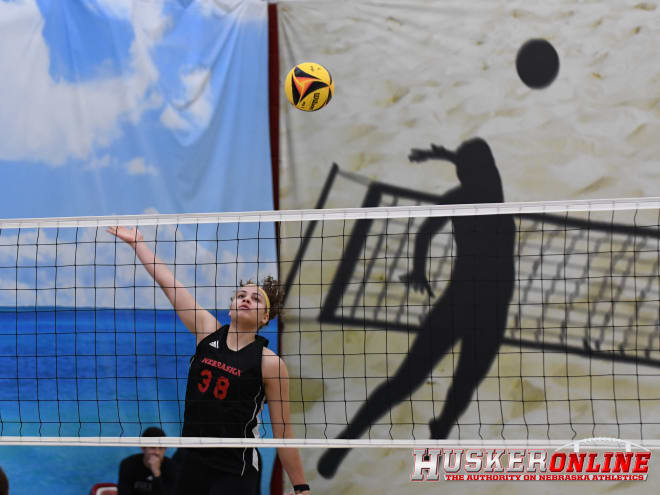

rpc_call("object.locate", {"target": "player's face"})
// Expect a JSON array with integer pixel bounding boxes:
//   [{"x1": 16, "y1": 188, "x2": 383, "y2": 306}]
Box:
[{"x1": 230, "y1": 285, "x2": 269, "y2": 329}]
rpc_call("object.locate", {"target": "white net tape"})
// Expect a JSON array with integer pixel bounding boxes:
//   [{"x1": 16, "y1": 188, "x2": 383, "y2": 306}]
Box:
[{"x1": 2, "y1": 197, "x2": 660, "y2": 447}]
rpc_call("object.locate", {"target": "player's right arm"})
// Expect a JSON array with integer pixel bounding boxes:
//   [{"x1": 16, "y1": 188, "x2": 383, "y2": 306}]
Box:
[{"x1": 107, "y1": 226, "x2": 219, "y2": 344}]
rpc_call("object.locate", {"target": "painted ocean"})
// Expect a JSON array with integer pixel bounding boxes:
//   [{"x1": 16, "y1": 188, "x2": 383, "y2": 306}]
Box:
[{"x1": 0, "y1": 307, "x2": 279, "y2": 493}]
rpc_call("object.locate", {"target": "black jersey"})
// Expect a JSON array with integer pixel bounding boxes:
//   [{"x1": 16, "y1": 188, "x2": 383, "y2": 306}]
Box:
[
  {"x1": 118, "y1": 454, "x2": 177, "y2": 495},
  {"x1": 182, "y1": 325, "x2": 268, "y2": 476}
]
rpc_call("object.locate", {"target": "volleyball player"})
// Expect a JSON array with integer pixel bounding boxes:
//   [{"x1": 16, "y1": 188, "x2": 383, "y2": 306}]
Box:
[{"x1": 107, "y1": 226, "x2": 310, "y2": 495}]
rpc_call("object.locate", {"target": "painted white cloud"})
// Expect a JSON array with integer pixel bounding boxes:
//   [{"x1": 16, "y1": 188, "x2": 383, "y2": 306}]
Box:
[
  {"x1": 80, "y1": 0, "x2": 130, "y2": 19},
  {"x1": 179, "y1": 68, "x2": 213, "y2": 124},
  {"x1": 160, "y1": 67, "x2": 213, "y2": 132},
  {"x1": 158, "y1": 0, "x2": 269, "y2": 132},
  {"x1": 0, "y1": 213, "x2": 276, "y2": 309},
  {"x1": 198, "y1": 0, "x2": 241, "y2": 16},
  {"x1": 84, "y1": 154, "x2": 159, "y2": 176},
  {"x1": 197, "y1": 0, "x2": 266, "y2": 21},
  {"x1": 94, "y1": 0, "x2": 171, "y2": 42},
  {"x1": 125, "y1": 157, "x2": 158, "y2": 176},
  {"x1": 160, "y1": 105, "x2": 190, "y2": 131},
  {"x1": 0, "y1": 0, "x2": 168, "y2": 165},
  {"x1": 86, "y1": 154, "x2": 112, "y2": 170}
]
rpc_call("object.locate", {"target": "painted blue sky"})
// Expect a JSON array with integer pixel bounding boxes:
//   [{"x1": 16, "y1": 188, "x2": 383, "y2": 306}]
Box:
[
  {"x1": 0, "y1": 0, "x2": 279, "y2": 306},
  {"x1": 0, "y1": 4, "x2": 278, "y2": 493},
  {"x1": 0, "y1": 0, "x2": 273, "y2": 218}
]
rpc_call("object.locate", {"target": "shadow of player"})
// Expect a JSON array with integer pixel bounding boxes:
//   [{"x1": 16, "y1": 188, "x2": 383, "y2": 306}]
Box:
[{"x1": 318, "y1": 137, "x2": 516, "y2": 478}]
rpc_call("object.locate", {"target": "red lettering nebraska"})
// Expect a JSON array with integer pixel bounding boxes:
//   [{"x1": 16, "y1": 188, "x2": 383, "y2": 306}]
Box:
[{"x1": 201, "y1": 357, "x2": 241, "y2": 376}]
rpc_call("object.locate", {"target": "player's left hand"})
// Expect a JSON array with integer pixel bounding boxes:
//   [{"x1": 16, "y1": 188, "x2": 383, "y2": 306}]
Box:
[{"x1": 106, "y1": 226, "x2": 143, "y2": 249}]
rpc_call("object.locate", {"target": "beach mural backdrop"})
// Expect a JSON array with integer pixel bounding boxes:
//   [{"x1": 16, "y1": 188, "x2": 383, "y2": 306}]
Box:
[
  {"x1": 0, "y1": 1, "x2": 277, "y2": 494},
  {"x1": 277, "y1": 0, "x2": 660, "y2": 492}
]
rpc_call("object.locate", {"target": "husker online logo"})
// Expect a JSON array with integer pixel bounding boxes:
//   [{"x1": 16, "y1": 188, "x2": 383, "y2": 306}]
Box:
[{"x1": 411, "y1": 448, "x2": 650, "y2": 481}]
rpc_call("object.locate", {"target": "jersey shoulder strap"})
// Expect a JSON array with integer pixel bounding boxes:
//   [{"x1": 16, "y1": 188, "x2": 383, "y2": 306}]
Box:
[
  {"x1": 196, "y1": 324, "x2": 229, "y2": 352},
  {"x1": 255, "y1": 334, "x2": 269, "y2": 349}
]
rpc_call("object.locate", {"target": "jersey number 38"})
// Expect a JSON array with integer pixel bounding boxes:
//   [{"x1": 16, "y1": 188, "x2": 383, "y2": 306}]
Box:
[{"x1": 198, "y1": 370, "x2": 230, "y2": 400}]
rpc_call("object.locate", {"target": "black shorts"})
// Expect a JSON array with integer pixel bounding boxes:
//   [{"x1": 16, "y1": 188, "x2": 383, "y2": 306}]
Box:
[{"x1": 176, "y1": 450, "x2": 261, "y2": 495}]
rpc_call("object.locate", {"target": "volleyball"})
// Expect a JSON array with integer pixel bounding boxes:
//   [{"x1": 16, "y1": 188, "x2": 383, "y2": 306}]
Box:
[{"x1": 284, "y1": 62, "x2": 334, "y2": 112}]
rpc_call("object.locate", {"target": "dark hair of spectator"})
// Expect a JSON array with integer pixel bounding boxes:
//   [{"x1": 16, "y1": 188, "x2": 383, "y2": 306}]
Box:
[{"x1": 142, "y1": 426, "x2": 166, "y2": 437}]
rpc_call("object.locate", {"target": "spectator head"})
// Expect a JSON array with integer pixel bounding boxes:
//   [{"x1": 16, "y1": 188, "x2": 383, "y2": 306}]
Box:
[
  {"x1": 142, "y1": 426, "x2": 166, "y2": 438},
  {"x1": 141, "y1": 427, "x2": 167, "y2": 463}
]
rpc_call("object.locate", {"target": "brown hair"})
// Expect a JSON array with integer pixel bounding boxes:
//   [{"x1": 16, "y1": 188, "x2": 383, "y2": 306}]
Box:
[{"x1": 238, "y1": 275, "x2": 285, "y2": 325}]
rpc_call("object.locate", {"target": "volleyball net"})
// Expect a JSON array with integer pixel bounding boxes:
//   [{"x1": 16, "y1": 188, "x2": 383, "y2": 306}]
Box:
[{"x1": 2, "y1": 191, "x2": 660, "y2": 448}]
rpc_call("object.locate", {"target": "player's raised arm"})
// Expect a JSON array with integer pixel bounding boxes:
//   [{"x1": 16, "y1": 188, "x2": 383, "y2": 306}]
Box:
[
  {"x1": 107, "y1": 226, "x2": 219, "y2": 343},
  {"x1": 263, "y1": 349, "x2": 310, "y2": 495}
]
